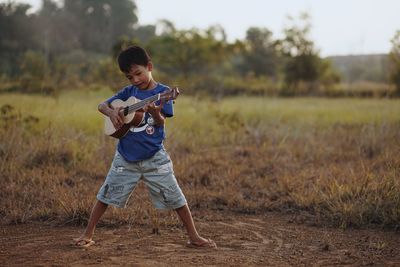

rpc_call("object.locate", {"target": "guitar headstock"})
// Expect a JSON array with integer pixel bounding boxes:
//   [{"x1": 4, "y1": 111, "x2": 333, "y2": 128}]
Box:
[{"x1": 160, "y1": 87, "x2": 180, "y2": 102}]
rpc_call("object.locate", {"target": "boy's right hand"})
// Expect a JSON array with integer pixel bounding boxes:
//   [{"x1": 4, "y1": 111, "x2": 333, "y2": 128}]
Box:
[{"x1": 110, "y1": 106, "x2": 125, "y2": 129}]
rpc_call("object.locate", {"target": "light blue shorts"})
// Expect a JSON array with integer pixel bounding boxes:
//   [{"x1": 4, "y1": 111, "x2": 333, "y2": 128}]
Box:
[{"x1": 97, "y1": 147, "x2": 187, "y2": 209}]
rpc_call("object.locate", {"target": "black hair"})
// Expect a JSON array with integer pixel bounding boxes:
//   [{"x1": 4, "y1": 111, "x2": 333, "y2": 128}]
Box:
[{"x1": 117, "y1": 46, "x2": 151, "y2": 73}]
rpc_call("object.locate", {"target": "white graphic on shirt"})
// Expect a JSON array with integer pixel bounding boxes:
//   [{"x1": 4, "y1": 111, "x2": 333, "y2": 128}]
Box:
[
  {"x1": 147, "y1": 116, "x2": 154, "y2": 126},
  {"x1": 129, "y1": 114, "x2": 155, "y2": 134},
  {"x1": 130, "y1": 124, "x2": 148, "y2": 132},
  {"x1": 146, "y1": 126, "x2": 155, "y2": 135}
]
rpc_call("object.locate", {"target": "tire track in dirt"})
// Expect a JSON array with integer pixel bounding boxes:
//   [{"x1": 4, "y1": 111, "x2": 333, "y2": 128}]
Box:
[{"x1": 216, "y1": 219, "x2": 285, "y2": 255}]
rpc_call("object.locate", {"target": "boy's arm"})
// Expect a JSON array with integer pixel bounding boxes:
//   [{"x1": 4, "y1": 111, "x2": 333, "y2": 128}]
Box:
[
  {"x1": 99, "y1": 86, "x2": 132, "y2": 129},
  {"x1": 144, "y1": 102, "x2": 165, "y2": 127},
  {"x1": 98, "y1": 102, "x2": 124, "y2": 129}
]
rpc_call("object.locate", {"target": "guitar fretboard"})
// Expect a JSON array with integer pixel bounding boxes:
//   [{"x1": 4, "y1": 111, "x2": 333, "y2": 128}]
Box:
[{"x1": 126, "y1": 94, "x2": 160, "y2": 114}]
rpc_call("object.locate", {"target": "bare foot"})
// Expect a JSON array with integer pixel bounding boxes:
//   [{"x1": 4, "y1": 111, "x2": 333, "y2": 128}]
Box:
[
  {"x1": 187, "y1": 237, "x2": 217, "y2": 249},
  {"x1": 73, "y1": 235, "x2": 95, "y2": 248}
]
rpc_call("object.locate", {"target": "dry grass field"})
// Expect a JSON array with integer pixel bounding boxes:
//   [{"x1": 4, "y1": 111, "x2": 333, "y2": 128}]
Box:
[
  {"x1": 0, "y1": 89, "x2": 399, "y2": 229},
  {"x1": 1, "y1": 90, "x2": 400, "y2": 266}
]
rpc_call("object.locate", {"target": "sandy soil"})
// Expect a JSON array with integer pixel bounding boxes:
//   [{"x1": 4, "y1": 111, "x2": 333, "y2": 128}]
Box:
[{"x1": 1, "y1": 211, "x2": 399, "y2": 266}]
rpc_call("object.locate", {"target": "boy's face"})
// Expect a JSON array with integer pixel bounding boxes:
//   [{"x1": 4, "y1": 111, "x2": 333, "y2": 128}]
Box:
[{"x1": 124, "y1": 63, "x2": 154, "y2": 90}]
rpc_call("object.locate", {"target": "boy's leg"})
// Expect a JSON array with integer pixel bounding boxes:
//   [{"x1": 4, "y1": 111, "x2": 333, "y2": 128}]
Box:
[
  {"x1": 74, "y1": 200, "x2": 108, "y2": 245},
  {"x1": 73, "y1": 151, "x2": 141, "y2": 247},
  {"x1": 142, "y1": 148, "x2": 216, "y2": 248},
  {"x1": 175, "y1": 204, "x2": 216, "y2": 247}
]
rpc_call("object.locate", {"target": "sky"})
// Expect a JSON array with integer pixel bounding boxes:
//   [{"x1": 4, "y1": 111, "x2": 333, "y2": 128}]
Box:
[{"x1": 5, "y1": 0, "x2": 400, "y2": 56}]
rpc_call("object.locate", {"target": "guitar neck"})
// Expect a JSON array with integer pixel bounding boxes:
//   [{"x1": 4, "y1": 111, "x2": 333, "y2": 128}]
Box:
[{"x1": 126, "y1": 94, "x2": 160, "y2": 114}]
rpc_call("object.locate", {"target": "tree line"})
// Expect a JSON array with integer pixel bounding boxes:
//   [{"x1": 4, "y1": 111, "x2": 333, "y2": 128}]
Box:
[{"x1": 1, "y1": 0, "x2": 400, "y2": 96}]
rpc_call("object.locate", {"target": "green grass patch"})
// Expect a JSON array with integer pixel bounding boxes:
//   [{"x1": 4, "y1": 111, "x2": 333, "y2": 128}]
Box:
[{"x1": 1, "y1": 92, "x2": 398, "y2": 133}]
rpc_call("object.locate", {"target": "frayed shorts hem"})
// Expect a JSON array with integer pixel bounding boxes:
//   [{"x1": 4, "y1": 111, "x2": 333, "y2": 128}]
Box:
[
  {"x1": 153, "y1": 200, "x2": 187, "y2": 210},
  {"x1": 97, "y1": 197, "x2": 126, "y2": 209}
]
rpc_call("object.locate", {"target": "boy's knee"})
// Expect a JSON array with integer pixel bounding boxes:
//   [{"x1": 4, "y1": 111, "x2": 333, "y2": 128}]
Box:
[
  {"x1": 97, "y1": 200, "x2": 109, "y2": 207},
  {"x1": 174, "y1": 203, "x2": 188, "y2": 211}
]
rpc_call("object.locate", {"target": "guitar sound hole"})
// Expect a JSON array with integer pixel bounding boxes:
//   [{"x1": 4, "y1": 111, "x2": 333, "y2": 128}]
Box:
[{"x1": 123, "y1": 107, "x2": 129, "y2": 116}]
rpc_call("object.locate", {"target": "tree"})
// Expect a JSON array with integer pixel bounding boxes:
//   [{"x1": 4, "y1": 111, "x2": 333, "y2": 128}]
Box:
[
  {"x1": 18, "y1": 50, "x2": 45, "y2": 92},
  {"x1": 133, "y1": 25, "x2": 156, "y2": 44},
  {"x1": 36, "y1": 0, "x2": 78, "y2": 55},
  {"x1": 62, "y1": 0, "x2": 138, "y2": 53},
  {"x1": 277, "y1": 13, "x2": 341, "y2": 95},
  {"x1": 389, "y1": 30, "x2": 400, "y2": 96},
  {"x1": 147, "y1": 26, "x2": 228, "y2": 78},
  {"x1": 155, "y1": 19, "x2": 176, "y2": 36},
  {"x1": 111, "y1": 35, "x2": 140, "y2": 59},
  {"x1": 0, "y1": 2, "x2": 40, "y2": 76},
  {"x1": 238, "y1": 27, "x2": 278, "y2": 78}
]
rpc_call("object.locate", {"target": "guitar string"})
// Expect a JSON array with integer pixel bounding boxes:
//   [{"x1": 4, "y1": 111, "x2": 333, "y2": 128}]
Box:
[
  {"x1": 127, "y1": 94, "x2": 160, "y2": 113},
  {"x1": 126, "y1": 91, "x2": 174, "y2": 113}
]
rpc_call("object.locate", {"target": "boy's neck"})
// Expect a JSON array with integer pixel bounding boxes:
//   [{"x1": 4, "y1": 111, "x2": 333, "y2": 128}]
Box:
[{"x1": 140, "y1": 79, "x2": 157, "y2": 91}]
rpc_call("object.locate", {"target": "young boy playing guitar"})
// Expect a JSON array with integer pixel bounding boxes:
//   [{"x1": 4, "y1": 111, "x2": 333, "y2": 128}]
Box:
[{"x1": 74, "y1": 46, "x2": 216, "y2": 249}]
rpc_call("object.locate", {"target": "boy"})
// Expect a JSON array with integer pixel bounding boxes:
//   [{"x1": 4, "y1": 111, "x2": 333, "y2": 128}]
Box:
[{"x1": 74, "y1": 46, "x2": 216, "y2": 249}]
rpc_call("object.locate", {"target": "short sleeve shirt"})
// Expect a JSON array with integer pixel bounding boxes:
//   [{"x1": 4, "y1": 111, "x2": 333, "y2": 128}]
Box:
[{"x1": 105, "y1": 83, "x2": 173, "y2": 161}]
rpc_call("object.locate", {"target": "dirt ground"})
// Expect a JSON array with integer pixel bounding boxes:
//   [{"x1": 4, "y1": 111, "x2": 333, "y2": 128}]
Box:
[{"x1": 1, "y1": 211, "x2": 399, "y2": 267}]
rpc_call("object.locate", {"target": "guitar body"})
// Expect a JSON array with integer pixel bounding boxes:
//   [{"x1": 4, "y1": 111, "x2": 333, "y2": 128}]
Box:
[
  {"x1": 103, "y1": 87, "x2": 180, "y2": 139},
  {"x1": 104, "y1": 96, "x2": 145, "y2": 139}
]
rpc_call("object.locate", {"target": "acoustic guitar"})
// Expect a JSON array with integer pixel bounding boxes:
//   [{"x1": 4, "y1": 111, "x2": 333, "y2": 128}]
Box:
[{"x1": 104, "y1": 87, "x2": 179, "y2": 139}]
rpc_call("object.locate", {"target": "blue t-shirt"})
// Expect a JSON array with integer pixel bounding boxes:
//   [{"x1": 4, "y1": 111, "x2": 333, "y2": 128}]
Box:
[{"x1": 106, "y1": 83, "x2": 173, "y2": 162}]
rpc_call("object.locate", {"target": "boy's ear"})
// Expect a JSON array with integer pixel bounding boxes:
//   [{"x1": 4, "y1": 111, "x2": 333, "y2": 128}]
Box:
[{"x1": 147, "y1": 62, "x2": 153, "y2": 71}]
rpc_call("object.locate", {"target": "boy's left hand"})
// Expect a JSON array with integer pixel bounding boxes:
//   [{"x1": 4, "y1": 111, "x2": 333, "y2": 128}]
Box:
[{"x1": 143, "y1": 100, "x2": 164, "y2": 117}]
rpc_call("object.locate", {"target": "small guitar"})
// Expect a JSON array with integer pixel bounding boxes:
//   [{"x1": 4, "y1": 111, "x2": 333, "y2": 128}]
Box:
[{"x1": 104, "y1": 87, "x2": 179, "y2": 139}]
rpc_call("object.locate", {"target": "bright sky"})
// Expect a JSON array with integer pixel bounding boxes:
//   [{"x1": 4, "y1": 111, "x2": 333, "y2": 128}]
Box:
[{"x1": 6, "y1": 0, "x2": 400, "y2": 56}]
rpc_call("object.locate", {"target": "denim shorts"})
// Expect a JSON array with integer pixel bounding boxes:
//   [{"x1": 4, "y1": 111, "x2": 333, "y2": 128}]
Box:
[{"x1": 97, "y1": 147, "x2": 187, "y2": 209}]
